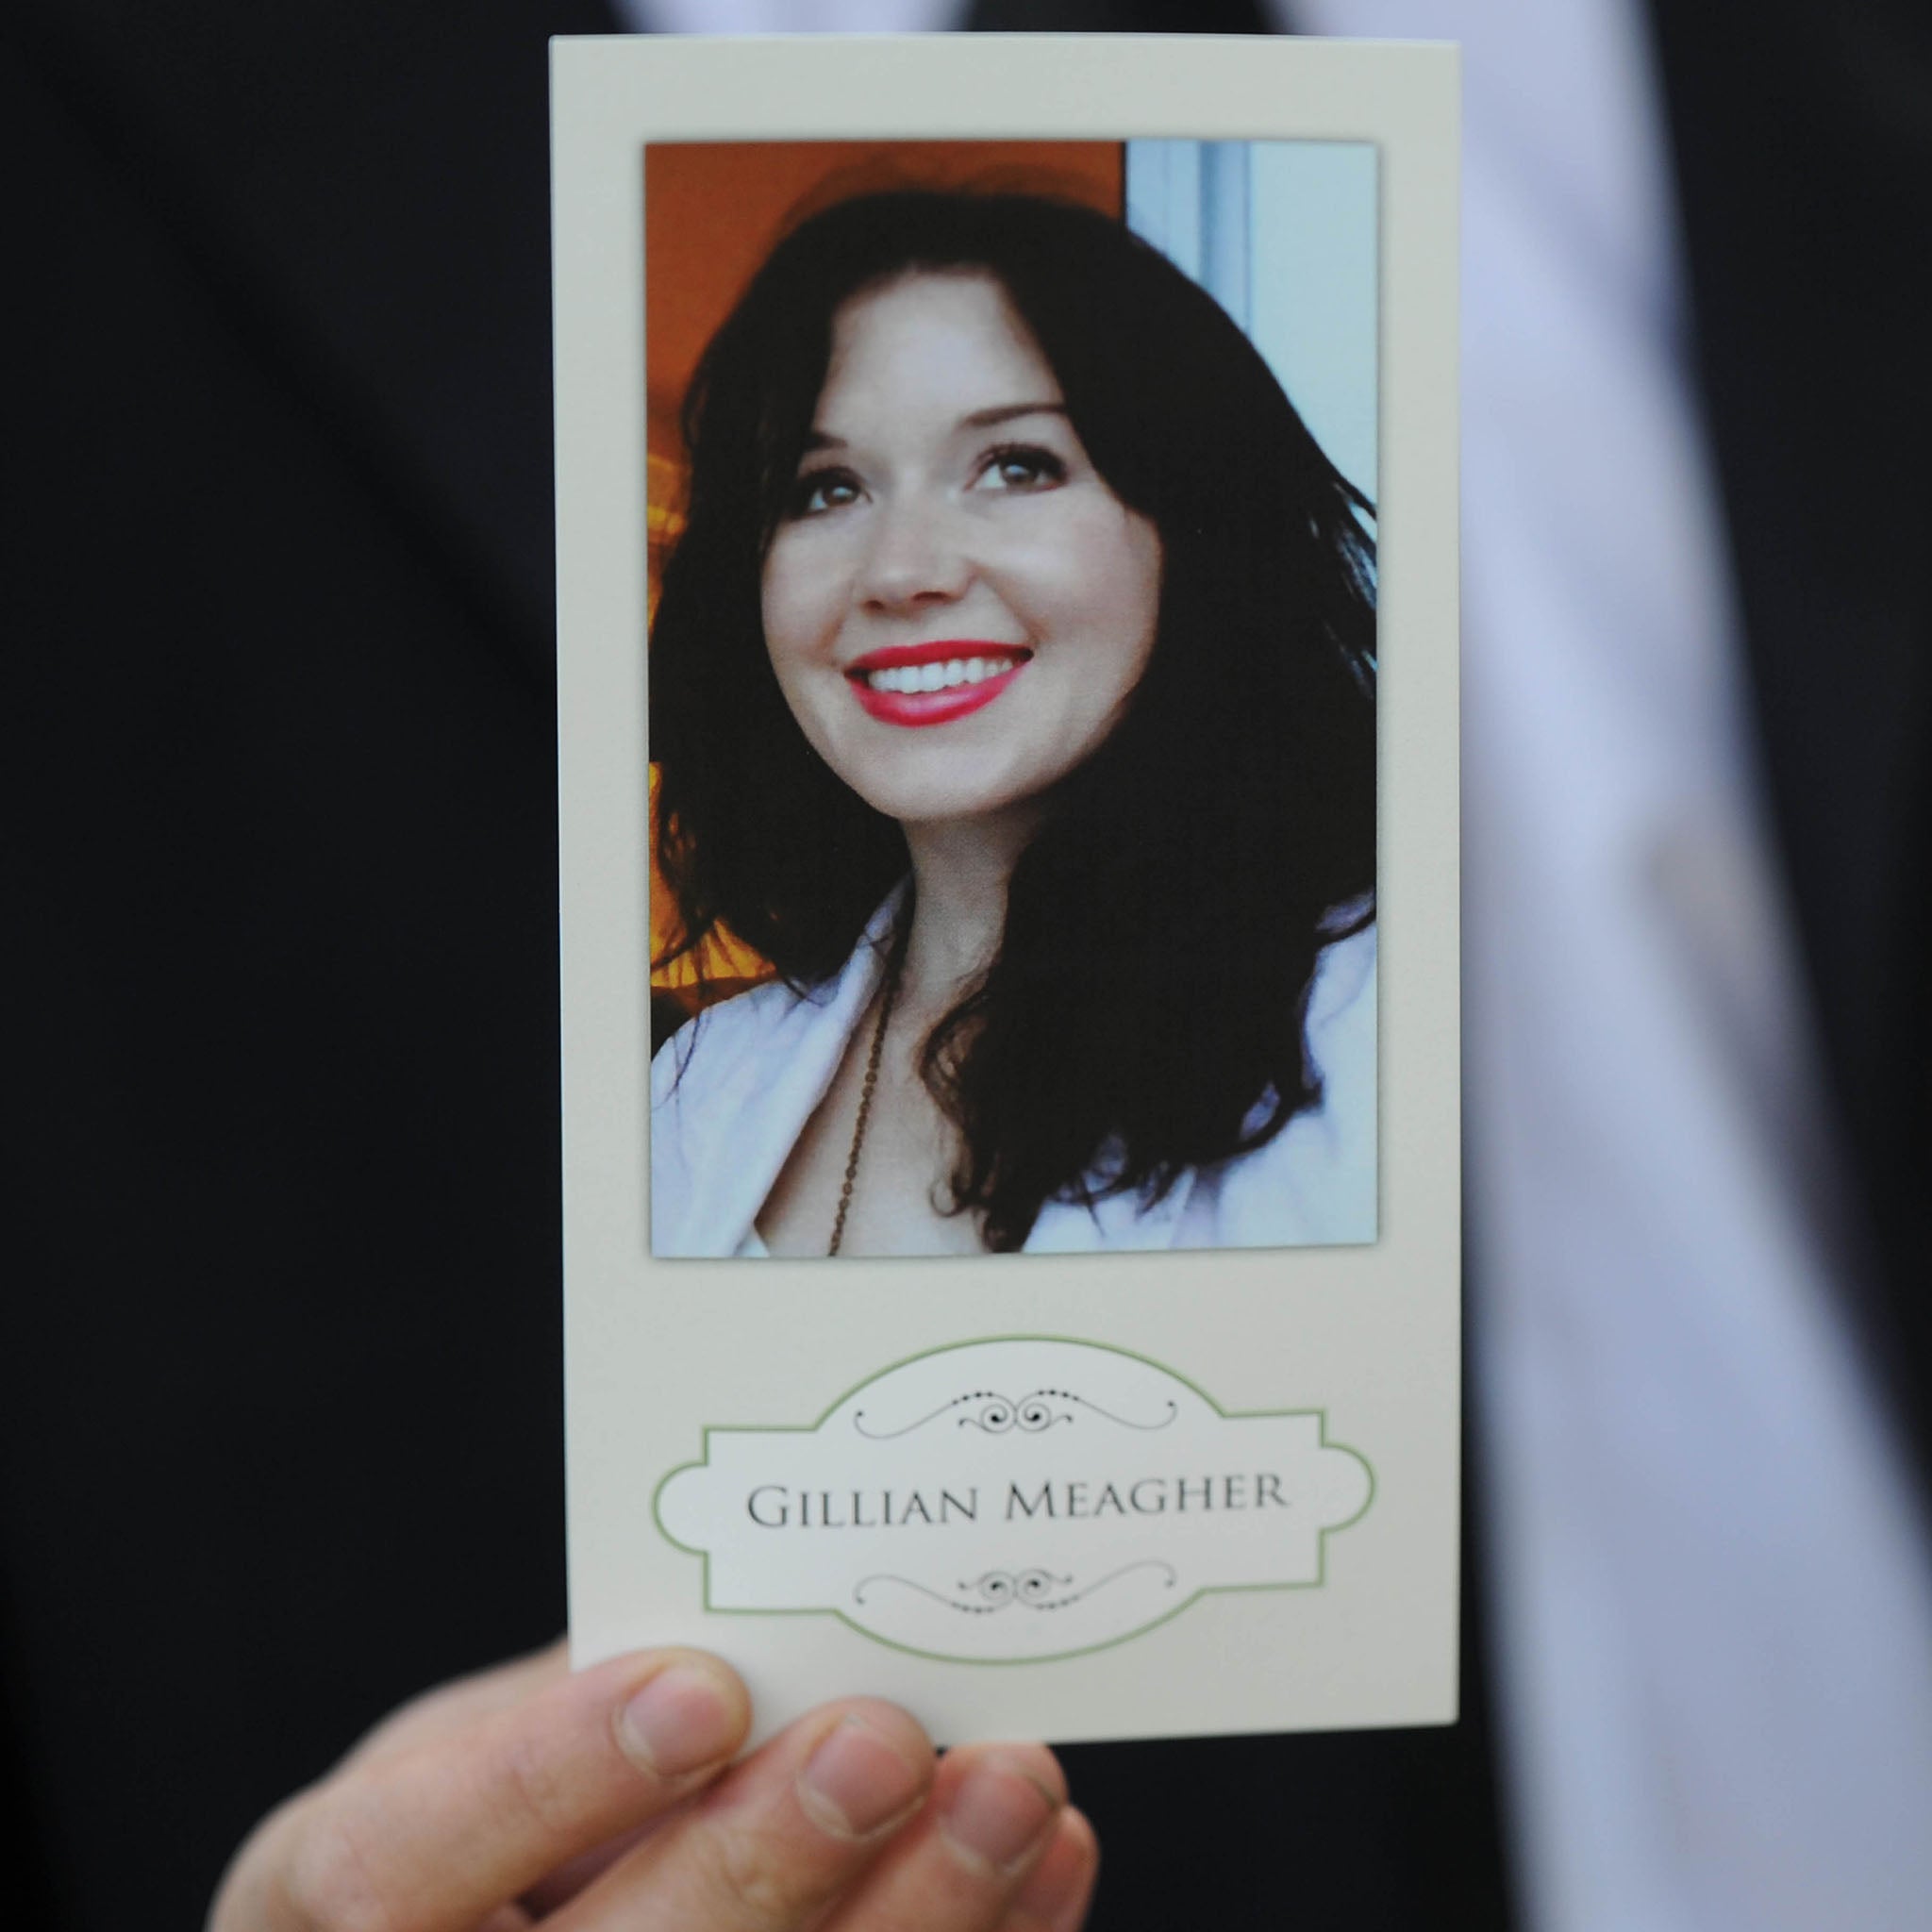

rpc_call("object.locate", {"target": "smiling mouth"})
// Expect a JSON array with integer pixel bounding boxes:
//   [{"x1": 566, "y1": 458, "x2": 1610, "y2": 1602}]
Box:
[{"x1": 845, "y1": 641, "x2": 1032, "y2": 726}]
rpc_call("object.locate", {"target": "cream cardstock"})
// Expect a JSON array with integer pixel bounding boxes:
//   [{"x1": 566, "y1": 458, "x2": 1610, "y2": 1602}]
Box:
[{"x1": 554, "y1": 33, "x2": 1459, "y2": 1747}]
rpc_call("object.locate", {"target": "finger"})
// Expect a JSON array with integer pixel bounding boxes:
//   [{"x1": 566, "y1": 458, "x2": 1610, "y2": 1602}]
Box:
[
  {"x1": 473, "y1": 1909, "x2": 537, "y2": 1932},
  {"x1": 547, "y1": 1697, "x2": 934, "y2": 1931},
  {"x1": 817, "y1": 1741, "x2": 1068, "y2": 1932},
  {"x1": 342, "y1": 1639, "x2": 570, "y2": 1773},
  {"x1": 518, "y1": 1814, "x2": 666, "y2": 1917},
  {"x1": 994, "y1": 1808, "x2": 1099, "y2": 1932},
  {"x1": 261, "y1": 1649, "x2": 749, "y2": 1932}
]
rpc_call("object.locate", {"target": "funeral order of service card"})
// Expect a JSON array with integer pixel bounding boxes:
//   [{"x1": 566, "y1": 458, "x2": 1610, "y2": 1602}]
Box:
[{"x1": 553, "y1": 32, "x2": 1459, "y2": 1747}]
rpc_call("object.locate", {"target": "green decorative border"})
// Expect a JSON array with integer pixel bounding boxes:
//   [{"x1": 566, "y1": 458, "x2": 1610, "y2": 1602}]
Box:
[{"x1": 651, "y1": 1334, "x2": 1375, "y2": 1665}]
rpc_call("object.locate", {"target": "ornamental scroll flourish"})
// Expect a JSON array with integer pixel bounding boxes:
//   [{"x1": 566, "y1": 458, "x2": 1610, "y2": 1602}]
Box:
[
  {"x1": 855, "y1": 1560, "x2": 1179, "y2": 1616},
  {"x1": 853, "y1": 1387, "x2": 1179, "y2": 1441}
]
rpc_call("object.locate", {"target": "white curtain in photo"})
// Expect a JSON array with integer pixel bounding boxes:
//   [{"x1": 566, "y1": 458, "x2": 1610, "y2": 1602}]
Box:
[{"x1": 1126, "y1": 138, "x2": 1377, "y2": 501}]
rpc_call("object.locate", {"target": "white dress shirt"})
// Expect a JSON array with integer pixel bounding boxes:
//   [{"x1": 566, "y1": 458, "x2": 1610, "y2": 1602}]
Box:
[{"x1": 1296, "y1": 4, "x2": 1932, "y2": 1927}]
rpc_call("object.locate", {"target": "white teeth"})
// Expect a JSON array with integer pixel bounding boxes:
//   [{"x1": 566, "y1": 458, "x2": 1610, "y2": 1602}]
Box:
[{"x1": 863, "y1": 656, "x2": 1023, "y2": 693}]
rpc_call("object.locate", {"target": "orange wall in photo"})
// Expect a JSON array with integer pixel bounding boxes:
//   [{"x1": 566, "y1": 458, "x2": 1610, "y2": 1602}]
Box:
[{"x1": 648, "y1": 142, "x2": 1124, "y2": 1002}]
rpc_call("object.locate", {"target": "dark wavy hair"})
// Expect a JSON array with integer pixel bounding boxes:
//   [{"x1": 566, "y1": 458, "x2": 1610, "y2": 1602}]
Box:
[{"x1": 653, "y1": 188, "x2": 1375, "y2": 1251}]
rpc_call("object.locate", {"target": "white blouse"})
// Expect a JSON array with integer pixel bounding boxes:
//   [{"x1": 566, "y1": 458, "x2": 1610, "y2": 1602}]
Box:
[{"x1": 651, "y1": 897, "x2": 1376, "y2": 1258}]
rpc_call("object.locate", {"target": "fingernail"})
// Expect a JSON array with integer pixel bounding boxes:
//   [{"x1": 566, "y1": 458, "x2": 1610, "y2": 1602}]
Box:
[
  {"x1": 799, "y1": 1715, "x2": 929, "y2": 1837},
  {"x1": 616, "y1": 1663, "x2": 741, "y2": 1777},
  {"x1": 941, "y1": 1758, "x2": 1060, "y2": 1872}
]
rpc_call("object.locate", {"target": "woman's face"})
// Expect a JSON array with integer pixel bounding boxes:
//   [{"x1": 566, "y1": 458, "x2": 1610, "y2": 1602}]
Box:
[{"x1": 760, "y1": 270, "x2": 1162, "y2": 830}]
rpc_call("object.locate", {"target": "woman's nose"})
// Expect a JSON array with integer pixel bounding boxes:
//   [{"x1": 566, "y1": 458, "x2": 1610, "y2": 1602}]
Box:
[{"x1": 855, "y1": 493, "x2": 973, "y2": 610}]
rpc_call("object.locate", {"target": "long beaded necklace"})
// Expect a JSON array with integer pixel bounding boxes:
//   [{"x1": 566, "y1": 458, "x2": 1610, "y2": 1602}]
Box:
[{"x1": 826, "y1": 945, "x2": 904, "y2": 1257}]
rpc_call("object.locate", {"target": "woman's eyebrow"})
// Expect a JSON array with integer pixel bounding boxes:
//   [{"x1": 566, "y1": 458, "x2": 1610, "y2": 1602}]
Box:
[
  {"x1": 803, "y1": 403, "x2": 1066, "y2": 453},
  {"x1": 960, "y1": 401, "x2": 1069, "y2": 429}
]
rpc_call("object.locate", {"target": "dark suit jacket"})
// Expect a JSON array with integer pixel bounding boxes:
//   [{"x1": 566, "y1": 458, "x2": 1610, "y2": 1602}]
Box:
[{"x1": 6, "y1": 2, "x2": 1925, "y2": 1925}]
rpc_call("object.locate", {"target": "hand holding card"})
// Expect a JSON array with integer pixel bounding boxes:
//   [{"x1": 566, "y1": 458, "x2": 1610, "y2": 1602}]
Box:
[{"x1": 208, "y1": 1641, "x2": 1097, "y2": 1931}]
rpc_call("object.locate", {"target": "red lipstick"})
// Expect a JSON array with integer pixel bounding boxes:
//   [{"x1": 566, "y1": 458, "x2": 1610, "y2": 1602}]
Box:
[{"x1": 845, "y1": 640, "x2": 1030, "y2": 728}]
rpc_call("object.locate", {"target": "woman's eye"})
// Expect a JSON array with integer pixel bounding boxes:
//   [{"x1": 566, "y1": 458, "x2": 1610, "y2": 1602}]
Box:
[
  {"x1": 974, "y1": 444, "x2": 1068, "y2": 492},
  {"x1": 787, "y1": 468, "x2": 863, "y2": 518}
]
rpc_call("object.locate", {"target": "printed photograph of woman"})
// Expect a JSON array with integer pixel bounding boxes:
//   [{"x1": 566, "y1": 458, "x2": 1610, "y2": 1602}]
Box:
[{"x1": 648, "y1": 156, "x2": 1377, "y2": 1257}]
